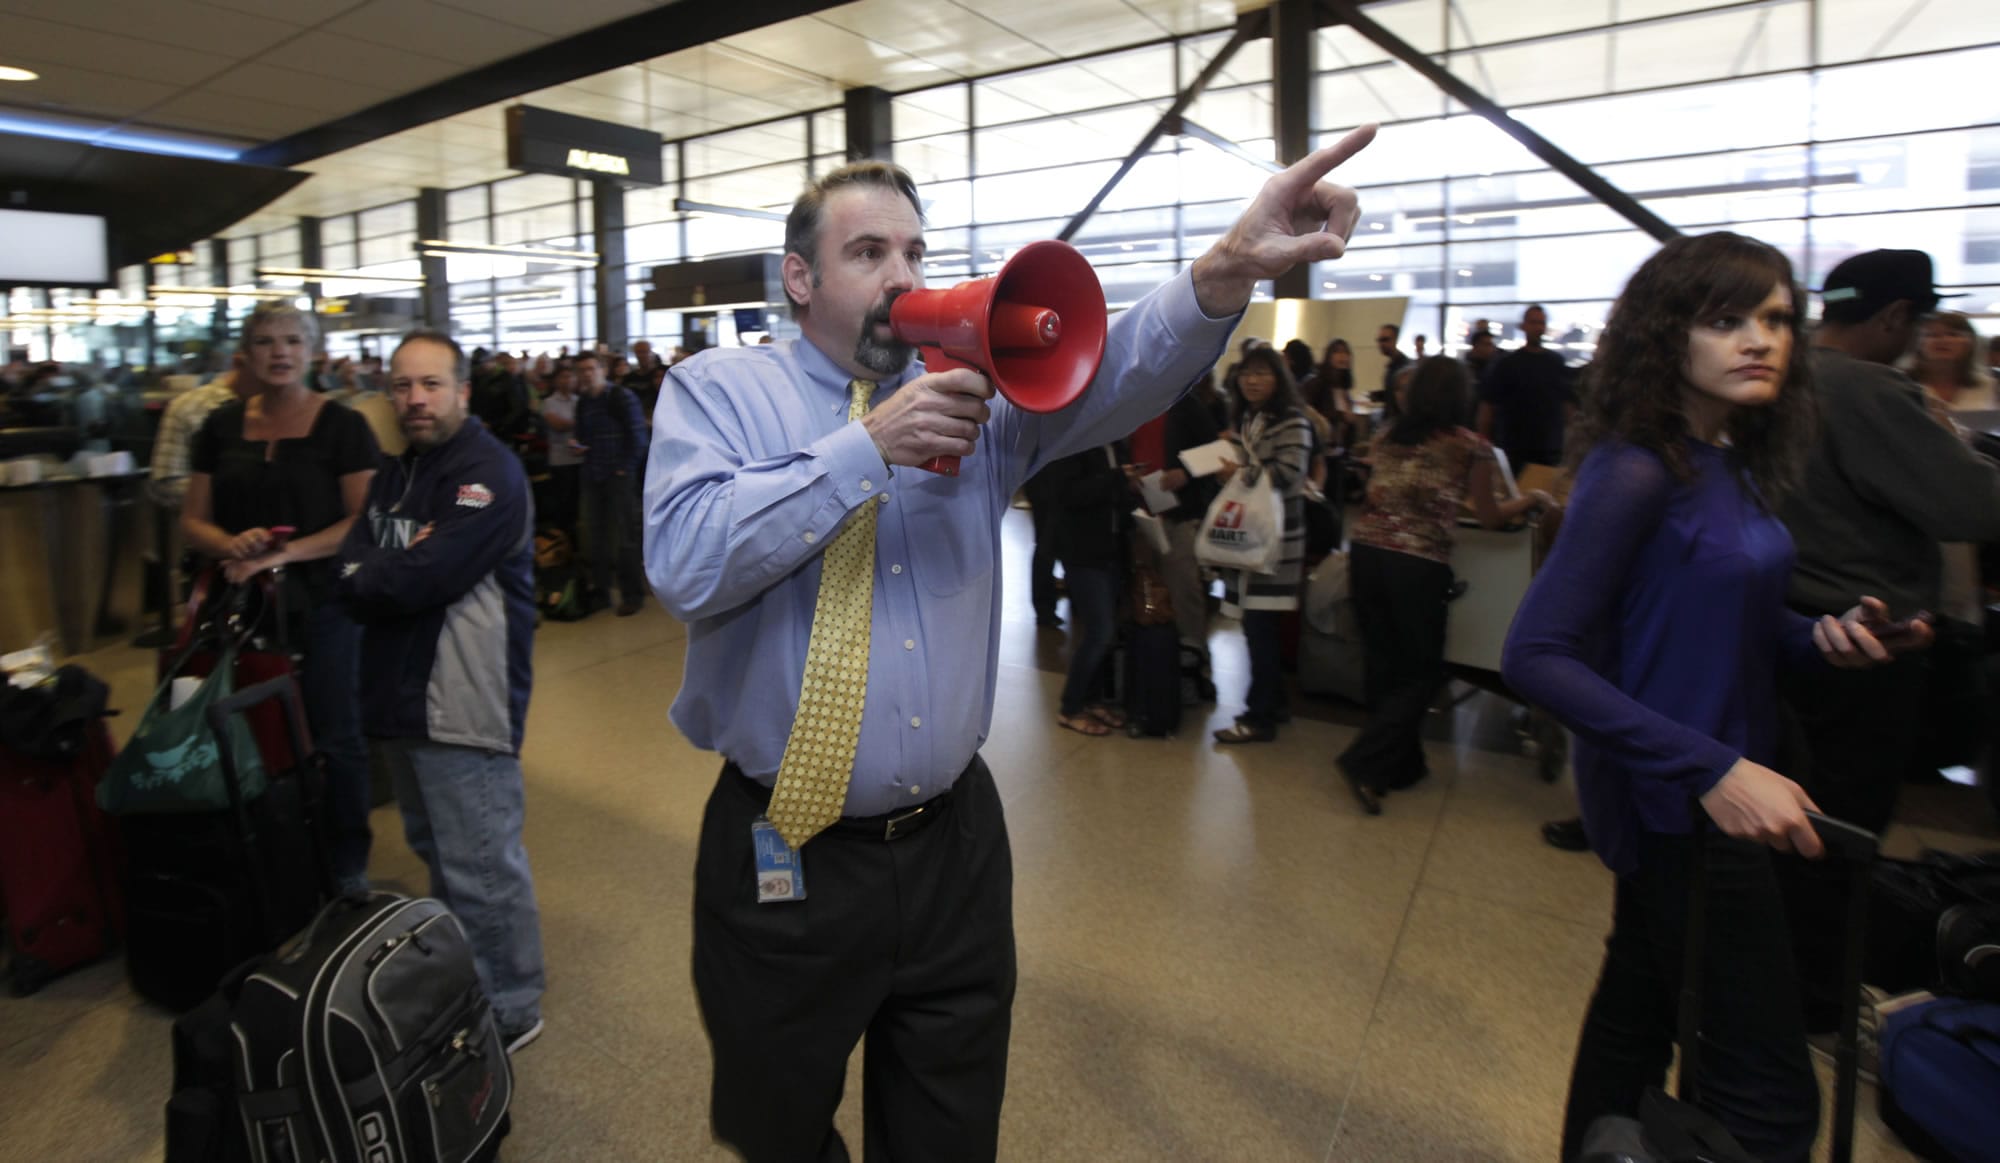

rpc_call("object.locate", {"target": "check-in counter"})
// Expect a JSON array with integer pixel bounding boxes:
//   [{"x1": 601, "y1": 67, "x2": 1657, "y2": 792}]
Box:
[
  {"x1": 0, "y1": 468, "x2": 153, "y2": 658},
  {"x1": 1443, "y1": 522, "x2": 1535, "y2": 675}
]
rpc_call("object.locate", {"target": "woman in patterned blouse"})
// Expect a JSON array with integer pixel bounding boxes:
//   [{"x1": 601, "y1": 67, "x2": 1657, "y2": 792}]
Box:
[{"x1": 1336, "y1": 357, "x2": 1551, "y2": 811}]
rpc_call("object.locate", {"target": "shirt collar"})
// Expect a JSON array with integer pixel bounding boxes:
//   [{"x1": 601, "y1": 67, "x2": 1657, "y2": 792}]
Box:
[{"x1": 793, "y1": 335, "x2": 924, "y2": 415}]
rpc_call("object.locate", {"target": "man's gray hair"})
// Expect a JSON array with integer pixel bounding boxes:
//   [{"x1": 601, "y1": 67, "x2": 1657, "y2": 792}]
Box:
[{"x1": 782, "y1": 160, "x2": 925, "y2": 318}]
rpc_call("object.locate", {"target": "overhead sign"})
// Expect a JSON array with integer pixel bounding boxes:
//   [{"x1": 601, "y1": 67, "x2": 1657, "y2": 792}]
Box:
[{"x1": 506, "y1": 105, "x2": 663, "y2": 188}]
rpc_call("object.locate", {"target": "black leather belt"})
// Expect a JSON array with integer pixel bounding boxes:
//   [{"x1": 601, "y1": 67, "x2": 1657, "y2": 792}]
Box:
[{"x1": 727, "y1": 763, "x2": 954, "y2": 842}]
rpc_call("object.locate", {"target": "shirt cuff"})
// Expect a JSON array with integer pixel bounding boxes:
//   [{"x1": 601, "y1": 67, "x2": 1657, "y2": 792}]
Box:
[
  {"x1": 816, "y1": 419, "x2": 890, "y2": 510},
  {"x1": 1160, "y1": 266, "x2": 1244, "y2": 338}
]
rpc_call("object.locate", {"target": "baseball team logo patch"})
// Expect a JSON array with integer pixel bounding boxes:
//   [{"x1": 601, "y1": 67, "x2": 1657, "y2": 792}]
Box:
[{"x1": 456, "y1": 483, "x2": 493, "y2": 509}]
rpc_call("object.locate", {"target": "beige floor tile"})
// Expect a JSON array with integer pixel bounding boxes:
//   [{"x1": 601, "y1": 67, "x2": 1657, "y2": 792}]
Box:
[
  {"x1": 0, "y1": 955, "x2": 133, "y2": 1054},
  {"x1": 0, "y1": 997, "x2": 175, "y2": 1162},
  {"x1": 15, "y1": 508, "x2": 1963, "y2": 1162},
  {"x1": 1420, "y1": 752, "x2": 1614, "y2": 929},
  {"x1": 1000, "y1": 954, "x2": 1340, "y2": 1162},
  {"x1": 1323, "y1": 886, "x2": 1606, "y2": 1163}
]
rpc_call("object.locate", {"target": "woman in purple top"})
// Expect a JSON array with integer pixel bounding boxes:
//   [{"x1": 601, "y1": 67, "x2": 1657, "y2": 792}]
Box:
[{"x1": 1501, "y1": 233, "x2": 1925, "y2": 1161}]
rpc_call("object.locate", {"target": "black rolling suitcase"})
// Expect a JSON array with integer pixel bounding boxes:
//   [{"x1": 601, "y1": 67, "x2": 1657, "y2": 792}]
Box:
[
  {"x1": 124, "y1": 677, "x2": 331, "y2": 1012},
  {"x1": 167, "y1": 893, "x2": 513, "y2": 1163},
  {"x1": 1121, "y1": 621, "x2": 1182, "y2": 737},
  {"x1": 1581, "y1": 812, "x2": 1877, "y2": 1163}
]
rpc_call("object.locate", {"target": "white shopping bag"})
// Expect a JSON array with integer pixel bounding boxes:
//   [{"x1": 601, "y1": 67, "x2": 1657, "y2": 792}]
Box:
[{"x1": 1194, "y1": 474, "x2": 1284, "y2": 574}]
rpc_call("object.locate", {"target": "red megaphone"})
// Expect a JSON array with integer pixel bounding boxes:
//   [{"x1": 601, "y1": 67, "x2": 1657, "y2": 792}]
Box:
[{"x1": 888, "y1": 239, "x2": 1108, "y2": 476}]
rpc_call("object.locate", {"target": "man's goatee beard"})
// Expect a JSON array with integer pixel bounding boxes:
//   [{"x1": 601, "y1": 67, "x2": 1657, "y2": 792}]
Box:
[{"x1": 854, "y1": 333, "x2": 915, "y2": 377}]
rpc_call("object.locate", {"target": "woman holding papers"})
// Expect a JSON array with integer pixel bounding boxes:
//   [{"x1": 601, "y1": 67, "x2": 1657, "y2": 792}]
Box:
[
  {"x1": 1336, "y1": 357, "x2": 1548, "y2": 807},
  {"x1": 1212, "y1": 346, "x2": 1315, "y2": 744}
]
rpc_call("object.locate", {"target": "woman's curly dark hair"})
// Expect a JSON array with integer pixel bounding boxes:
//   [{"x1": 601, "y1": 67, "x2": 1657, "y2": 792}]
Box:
[{"x1": 1568, "y1": 231, "x2": 1816, "y2": 508}]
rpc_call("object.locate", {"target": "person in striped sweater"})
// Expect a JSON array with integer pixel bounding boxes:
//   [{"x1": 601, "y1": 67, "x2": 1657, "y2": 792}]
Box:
[{"x1": 1214, "y1": 344, "x2": 1316, "y2": 744}]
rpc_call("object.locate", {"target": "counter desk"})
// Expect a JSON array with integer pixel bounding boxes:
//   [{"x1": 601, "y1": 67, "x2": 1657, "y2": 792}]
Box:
[{"x1": 1, "y1": 469, "x2": 153, "y2": 658}]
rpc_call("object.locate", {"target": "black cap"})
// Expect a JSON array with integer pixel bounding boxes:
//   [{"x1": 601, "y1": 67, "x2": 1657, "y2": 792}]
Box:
[{"x1": 1818, "y1": 249, "x2": 1965, "y2": 318}]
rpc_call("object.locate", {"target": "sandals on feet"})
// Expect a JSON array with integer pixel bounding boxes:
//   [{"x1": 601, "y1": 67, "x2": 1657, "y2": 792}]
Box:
[
  {"x1": 1057, "y1": 712, "x2": 1113, "y2": 737},
  {"x1": 1087, "y1": 705, "x2": 1127, "y2": 729},
  {"x1": 1213, "y1": 721, "x2": 1276, "y2": 744}
]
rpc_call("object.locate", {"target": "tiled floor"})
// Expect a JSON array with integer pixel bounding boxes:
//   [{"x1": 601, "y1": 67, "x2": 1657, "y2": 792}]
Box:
[{"x1": 4, "y1": 506, "x2": 1993, "y2": 1162}]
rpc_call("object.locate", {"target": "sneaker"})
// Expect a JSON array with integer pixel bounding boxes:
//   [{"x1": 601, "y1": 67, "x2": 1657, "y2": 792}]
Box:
[
  {"x1": 1806, "y1": 986, "x2": 1923, "y2": 1086},
  {"x1": 502, "y1": 1017, "x2": 545, "y2": 1056}
]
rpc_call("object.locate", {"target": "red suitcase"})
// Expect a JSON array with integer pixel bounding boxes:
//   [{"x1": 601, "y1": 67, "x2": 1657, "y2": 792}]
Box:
[{"x1": 0, "y1": 722, "x2": 125, "y2": 994}]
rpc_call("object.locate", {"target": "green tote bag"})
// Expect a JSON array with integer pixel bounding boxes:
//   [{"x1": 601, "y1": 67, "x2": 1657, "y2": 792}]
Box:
[{"x1": 98, "y1": 646, "x2": 269, "y2": 815}]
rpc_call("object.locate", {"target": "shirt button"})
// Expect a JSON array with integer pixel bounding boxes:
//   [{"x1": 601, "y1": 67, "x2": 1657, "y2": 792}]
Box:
[
  {"x1": 909, "y1": 716, "x2": 921, "y2": 729},
  {"x1": 802, "y1": 530, "x2": 817, "y2": 544},
  {"x1": 877, "y1": 493, "x2": 889, "y2": 504},
  {"x1": 909, "y1": 784, "x2": 923, "y2": 796},
  {"x1": 891, "y1": 563, "x2": 903, "y2": 574},
  {"x1": 903, "y1": 639, "x2": 915, "y2": 650},
  {"x1": 861, "y1": 478, "x2": 872, "y2": 492}
]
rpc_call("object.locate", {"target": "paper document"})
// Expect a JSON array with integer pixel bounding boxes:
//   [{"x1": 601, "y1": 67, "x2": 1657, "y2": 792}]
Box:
[
  {"x1": 1130, "y1": 509, "x2": 1171, "y2": 555},
  {"x1": 1137, "y1": 470, "x2": 1178, "y2": 514},
  {"x1": 1177, "y1": 439, "x2": 1236, "y2": 478}
]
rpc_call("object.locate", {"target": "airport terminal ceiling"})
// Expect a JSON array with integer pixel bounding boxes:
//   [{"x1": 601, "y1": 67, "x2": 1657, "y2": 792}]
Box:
[{"x1": 3, "y1": 0, "x2": 1996, "y2": 360}]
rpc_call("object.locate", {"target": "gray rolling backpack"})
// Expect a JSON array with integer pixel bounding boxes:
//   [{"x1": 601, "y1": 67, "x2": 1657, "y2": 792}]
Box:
[{"x1": 168, "y1": 893, "x2": 512, "y2": 1163}]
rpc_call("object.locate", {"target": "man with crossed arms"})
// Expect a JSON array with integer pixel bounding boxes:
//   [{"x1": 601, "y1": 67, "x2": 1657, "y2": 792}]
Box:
[{"x1": 645, "y1": 125, "x2": 1378, "y2": 1160}]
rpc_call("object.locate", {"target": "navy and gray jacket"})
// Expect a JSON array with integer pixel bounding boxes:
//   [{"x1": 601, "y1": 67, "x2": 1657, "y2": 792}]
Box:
[{"x1": 337, "y1": 415, "x2": 536, "y2": 754}]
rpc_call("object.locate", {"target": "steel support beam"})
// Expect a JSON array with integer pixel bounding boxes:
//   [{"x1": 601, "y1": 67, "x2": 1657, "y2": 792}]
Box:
[
  {"x1": 1272, "y1": 0, "x2": 1318, "y2": 297},
  {"x1": 1059, "y1": 11, "x2": 1268, "y2": 243},
  {"x1": 297, "y1": 215, "x2": 322, "y2": 307},
  {"x1": 415, "y1": 187, "x2": 450, "y2": 330},
  {"x1": 1322, "y1": 0, "x2": 1679, "y2": 242},
  {"x1": 592, "y1": 178, "x2": 628, "y2": 351},
  {"x1": 844, "y1": 87, "x2": 894, "y2": 162},
  {"x1": 1172, "y1": 118, "x2": 1282, "y2": 174}
]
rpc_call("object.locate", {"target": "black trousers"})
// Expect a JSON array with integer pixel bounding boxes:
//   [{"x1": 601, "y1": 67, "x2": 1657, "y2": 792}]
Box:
[
  {"x1": 1562, "y1": 830, "x2": 1819, "y2": 1163},
  {"x1": 1339, "y1": 543, "x2": 1451, "y2": 788},
  {"x1": 580, "y1": 473, "x2": 645, "y2": 604},
  {"x1": 544, "y1": 464, "x2": 580, "y2": 543},
  {"x1": 693, "y1": 758, "x2": 1017, "y2": 1162},
  {"x1": 1775, "y1": 651, "x2": 1926, "y2": 1030},
  {"x1": 1029, "y1": 503, "x2": 1059, "y2": 621}
]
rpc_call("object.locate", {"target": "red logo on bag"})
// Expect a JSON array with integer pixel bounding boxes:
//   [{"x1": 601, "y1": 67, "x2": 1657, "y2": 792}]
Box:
[{"x1": 1213, "y1": 501, "x2": 1244, "y2": 530}]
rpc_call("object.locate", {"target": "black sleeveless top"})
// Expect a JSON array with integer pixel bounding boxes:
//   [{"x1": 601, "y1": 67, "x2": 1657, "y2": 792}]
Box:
[{"x1": 191, "y1": 398, "x2": 380, "y2": 602}]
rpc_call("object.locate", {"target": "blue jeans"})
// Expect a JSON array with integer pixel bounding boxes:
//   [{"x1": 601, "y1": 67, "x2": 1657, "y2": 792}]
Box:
[
  {"x1": 376, "y1": 738, "x2": 547, "y2": 1033},
  {"x1": 1058, "y1": 564, "x2": 1117, "y2": 717},
  {"x1": 302, "y1": 600, "x2": 370, "y2": 892}
]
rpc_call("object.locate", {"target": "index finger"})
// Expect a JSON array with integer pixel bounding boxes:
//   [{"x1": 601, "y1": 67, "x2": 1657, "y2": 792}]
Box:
[
  {"x1": 928, "y1": 367, "x2": 995, "y2": 398},
  {"x1": 1270, "y1": 123, "x2": 1379, "y2": 198}
]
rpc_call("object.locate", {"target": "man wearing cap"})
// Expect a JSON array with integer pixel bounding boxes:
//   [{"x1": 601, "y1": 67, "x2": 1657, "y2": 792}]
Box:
[{"x1": 1778, "y1": 248, "x2": 2000, "y2": 1033}]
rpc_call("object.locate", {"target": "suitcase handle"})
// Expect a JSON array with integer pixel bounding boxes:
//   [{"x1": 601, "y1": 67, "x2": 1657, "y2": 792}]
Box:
[
  {"x1": 203, "y1": 676, "x2": 332, "y2": 938},
  {"x1": 1679, "y1": 807, "x2": 1877, "y2": 1163},
  {"x1": 1805, "y1": 811, "x2": 1878, "y2": 862}
]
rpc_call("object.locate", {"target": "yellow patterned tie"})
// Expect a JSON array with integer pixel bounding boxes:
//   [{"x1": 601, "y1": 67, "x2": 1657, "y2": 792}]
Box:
[{"x1": 766, "y1": 379, "x2": 879, "y2": 849}]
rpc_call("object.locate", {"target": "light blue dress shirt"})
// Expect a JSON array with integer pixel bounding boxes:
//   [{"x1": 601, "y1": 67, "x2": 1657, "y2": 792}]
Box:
[{"x1": 643, "y1": 269, "x2": 1237, "y2": 816}]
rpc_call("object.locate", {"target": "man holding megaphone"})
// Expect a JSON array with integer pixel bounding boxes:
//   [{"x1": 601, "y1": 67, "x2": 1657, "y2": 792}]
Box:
[{"x1": 645, "y1": 123, "x2": 1377, "y2": 1162}]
